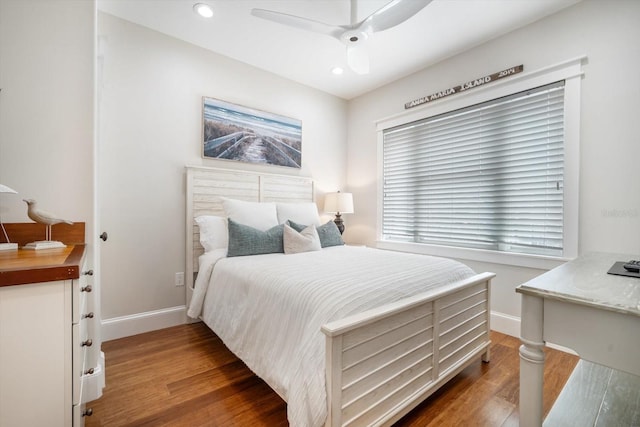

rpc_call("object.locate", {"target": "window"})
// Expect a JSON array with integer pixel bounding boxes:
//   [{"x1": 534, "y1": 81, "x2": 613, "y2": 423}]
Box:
[{"x1": 382, "y1": 82, "x2": 568, "y2": 258}]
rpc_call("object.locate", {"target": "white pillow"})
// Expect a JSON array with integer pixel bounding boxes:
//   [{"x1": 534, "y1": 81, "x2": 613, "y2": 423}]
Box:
[
  {"x1": 276, "y1": 202, "x2": 320, "y2": 225},
  {"x1": 195, "y1": 215, "x2": 228, "y2": 252},
  {"x1": 221, "y1": 198, "x2": 278, "y2": 231},
  {"x1": 283, "y1": 223, "x2": 321, "y2": 254}
]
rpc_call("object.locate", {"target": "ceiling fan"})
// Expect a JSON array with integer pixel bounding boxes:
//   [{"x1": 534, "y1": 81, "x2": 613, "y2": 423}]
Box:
[{"x1": 251, "y1": 0, "x2": 433, "y2": 75}]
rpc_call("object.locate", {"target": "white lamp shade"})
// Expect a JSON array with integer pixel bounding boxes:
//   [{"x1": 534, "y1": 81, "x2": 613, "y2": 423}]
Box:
[
  {"x1": 0, "y1": 184, "x2": 18, "y2": 249},
  {"x1": 0, "y1": 184, "x2": 17, "y2": 194},
  {"x1": 324, "y1": 192, "x2": 354, "y2": 214}
]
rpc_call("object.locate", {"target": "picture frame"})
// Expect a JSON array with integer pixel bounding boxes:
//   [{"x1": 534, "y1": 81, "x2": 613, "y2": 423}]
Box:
[{"x1": 202, "y1": 97, "x2": 302, "y2": 168}]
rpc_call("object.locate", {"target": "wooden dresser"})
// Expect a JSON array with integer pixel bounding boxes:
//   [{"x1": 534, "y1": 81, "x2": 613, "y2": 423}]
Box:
[{"x1": 0, "y1": 223, "x2": 96, "y2": 426}]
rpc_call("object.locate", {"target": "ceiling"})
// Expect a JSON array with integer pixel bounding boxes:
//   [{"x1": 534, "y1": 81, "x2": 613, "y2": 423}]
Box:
[{"x1": 97, "y1": 0, "x2": 582, "y2": 100}]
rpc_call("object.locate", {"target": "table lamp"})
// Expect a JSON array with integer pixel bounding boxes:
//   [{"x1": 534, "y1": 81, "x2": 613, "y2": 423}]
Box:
[
  {"x1": 324, "y1": 191, "x2": 354, "y2": 235},
  {"x1": 0, "y1": 184, "x2": 18, "y2": 251}
]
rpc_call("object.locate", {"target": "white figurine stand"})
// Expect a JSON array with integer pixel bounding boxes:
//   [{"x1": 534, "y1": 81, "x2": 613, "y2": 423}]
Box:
[
  {"x1": 23, "y1": 224, "x2": 67, "y2": 250},
  {"x1": 0, "y1": 242, "x2": 18, "y2": 251},
  {"x1": 22, "y1": 240, "x2": 66, "y2": 250}
]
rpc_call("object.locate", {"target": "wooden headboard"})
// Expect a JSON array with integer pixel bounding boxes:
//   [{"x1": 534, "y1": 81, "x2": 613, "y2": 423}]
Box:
[{"x1": 185, "y1": 166, "x2": 315, "y2": 310}]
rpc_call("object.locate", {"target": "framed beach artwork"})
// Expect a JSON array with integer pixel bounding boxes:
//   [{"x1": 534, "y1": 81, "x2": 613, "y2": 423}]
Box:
[{"x1": 202, "y1": 97, "x2": 302, "y2": 168}]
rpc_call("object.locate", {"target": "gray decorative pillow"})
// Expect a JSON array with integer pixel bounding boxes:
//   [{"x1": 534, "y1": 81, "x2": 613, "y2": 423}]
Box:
[
  {"x1": 227, "y1": 218, "x2": 284, "y2": 257},
  {"x1": 283, "y1": 223, "x2": 321, "y2": 254},
  {"x1": 288, "y1": 220, "x2": 344, "y2": 248}
]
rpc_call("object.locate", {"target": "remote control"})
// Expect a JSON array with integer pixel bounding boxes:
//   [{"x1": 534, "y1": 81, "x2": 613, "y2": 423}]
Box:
[{"x1": 623, "y1": 260, "x2": 640, "y2": 273}]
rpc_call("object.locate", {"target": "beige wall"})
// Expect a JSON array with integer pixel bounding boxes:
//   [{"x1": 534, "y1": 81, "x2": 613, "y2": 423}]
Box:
[
  {"x1": 5, "y1": 0, "x2": 639, "y2": 339},
  {"x1": 345, "y1": 0, "x2": 640, "y2": 324},
  {"x1": 0, "y1": 0, "x2": 95, "y2": 229},
  {"x1": 98, "y1": 13, "x2": 348, "y2": 322},
  {"x1": 0, "y1": 0, "x2": 98, "y2": 341}
]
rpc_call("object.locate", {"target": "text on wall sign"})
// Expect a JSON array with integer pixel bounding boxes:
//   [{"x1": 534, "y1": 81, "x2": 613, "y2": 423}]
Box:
[{"x1": 404, "y1": 65, "x2": 524, "y2": 110}]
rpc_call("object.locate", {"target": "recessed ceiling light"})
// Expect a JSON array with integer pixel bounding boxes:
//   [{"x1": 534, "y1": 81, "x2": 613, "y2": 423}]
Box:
[
  {"x1": 331, "y1": 67, "x2": 344, "y2": 75},
  {"x1": 193, "y1": 3, "x2": 213, "y2": 18}
]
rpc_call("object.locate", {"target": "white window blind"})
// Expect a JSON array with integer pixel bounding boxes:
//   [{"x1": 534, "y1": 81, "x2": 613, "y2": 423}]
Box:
[{"x1": 382, "y1": 81, "x2": 565, "y2": 257}]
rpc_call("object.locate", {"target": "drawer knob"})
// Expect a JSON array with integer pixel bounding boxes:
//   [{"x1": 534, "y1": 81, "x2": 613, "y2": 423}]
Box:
[
  {"x1": 81, "y1": 285, "x2": 92, "y2": 293},
  {"x1": 82, "y1": 269, "x2": 94, "y2": 276},
  {"x1": 84, "y1": 368, "x2": 95, "y2": 375},
  {"x1": 83, "y1": 408, "x2": 93, "y2": 417},
  {"x1": 82, "y1": 312, "x2": 94, "y2": 319},
  {"x1": 81, "y1": 339, "x2": 93, "y2": 347}
]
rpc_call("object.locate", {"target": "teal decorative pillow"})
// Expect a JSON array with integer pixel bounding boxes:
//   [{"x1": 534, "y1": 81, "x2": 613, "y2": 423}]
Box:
[
  {"x1": 227, "y1": 218, "x2": 284, "y2": 257},
  {"x1": 288, "y1": 220, "x2": 344, "y2": 248}
]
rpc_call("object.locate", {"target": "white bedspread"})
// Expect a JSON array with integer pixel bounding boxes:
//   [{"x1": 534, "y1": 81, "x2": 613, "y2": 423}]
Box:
[{"x1": 187, "y1": 246, "x2": 475, "y2": 427}]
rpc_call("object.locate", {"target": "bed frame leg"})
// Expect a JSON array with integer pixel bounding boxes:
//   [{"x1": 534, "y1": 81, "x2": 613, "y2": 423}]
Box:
[{"x1": 482, "y1": 347, "x2": 491, "y2": 363}]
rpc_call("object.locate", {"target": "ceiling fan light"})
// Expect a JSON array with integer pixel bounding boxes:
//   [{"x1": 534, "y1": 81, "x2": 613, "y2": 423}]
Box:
[
  {"x1": 193, "y1": 3, "x2": 213, "y2": 18},
  {"x1": 347, "y1": 44, "x2": 369, "y2": 75}
]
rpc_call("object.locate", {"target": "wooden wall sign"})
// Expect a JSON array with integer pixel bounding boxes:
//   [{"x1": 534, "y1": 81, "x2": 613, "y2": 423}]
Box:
[{"x1": 404, "y1": 65, "x2": 524, "y2": 109}]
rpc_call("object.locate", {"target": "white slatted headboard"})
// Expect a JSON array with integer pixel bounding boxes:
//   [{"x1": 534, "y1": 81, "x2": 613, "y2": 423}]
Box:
[{"x1": 185, "y1": 166, "x2": 315, "y2": 312}]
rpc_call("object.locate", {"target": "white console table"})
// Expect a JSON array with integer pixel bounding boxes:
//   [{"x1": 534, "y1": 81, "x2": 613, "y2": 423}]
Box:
[{"x1": 516, "y1": 252, "x2": 640, "y2": 427}]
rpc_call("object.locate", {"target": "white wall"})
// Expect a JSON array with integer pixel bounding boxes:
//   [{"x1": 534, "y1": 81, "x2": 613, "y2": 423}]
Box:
[
  {"x1": 98, "y1": 13, "x2": 348, "y2": 335},
  {"x1": 346, "y1": 0, "x2": 640, "y2": 333},
  {"x1": 0, "y1": 0, "x2": 95, "y2": 231},
  {"x1": 6, "y1": 0, "x2": 637, "y2": 340}
]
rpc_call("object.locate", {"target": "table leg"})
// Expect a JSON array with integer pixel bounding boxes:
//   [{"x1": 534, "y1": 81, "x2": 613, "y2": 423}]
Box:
[{"x1": 519, "y1": 294, "x2": 545, "y2": 427}]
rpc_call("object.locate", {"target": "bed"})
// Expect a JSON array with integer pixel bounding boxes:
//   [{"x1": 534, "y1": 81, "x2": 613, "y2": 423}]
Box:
[{"x1": 185, "y1": 166, "x2": 495, "y2": 427}]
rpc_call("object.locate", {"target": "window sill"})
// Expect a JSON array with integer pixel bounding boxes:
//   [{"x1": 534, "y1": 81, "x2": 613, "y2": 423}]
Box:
[{"x1": 375, "y1": 240, "x2": 571, "y2": 270}]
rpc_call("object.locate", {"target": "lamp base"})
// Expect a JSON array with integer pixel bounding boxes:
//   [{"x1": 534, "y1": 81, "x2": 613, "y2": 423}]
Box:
[
  {"x1": 0, "y1": 242, "x2": 18, "y2": 251},
  {"x1": 23, "y1": 240, "x2": 67, "y2": 250},
  {"x1": 333, "y1": 213, "x2": 345, "y2": 235}
]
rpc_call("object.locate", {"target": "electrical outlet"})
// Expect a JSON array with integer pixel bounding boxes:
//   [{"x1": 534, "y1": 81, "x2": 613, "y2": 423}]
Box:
[{"x1": 175, "y1": 272, "x2": 185, "y2": 287}]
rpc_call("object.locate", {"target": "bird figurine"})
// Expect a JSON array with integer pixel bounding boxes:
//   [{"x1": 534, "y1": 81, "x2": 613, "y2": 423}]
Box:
[{"x1": 23, "y1": 199, "x2": 73, "y2": 247}]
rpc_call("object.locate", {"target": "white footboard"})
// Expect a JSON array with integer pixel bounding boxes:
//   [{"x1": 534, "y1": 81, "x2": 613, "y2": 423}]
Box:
[{"x1": 321, "y1": 272, "x2": 494, "y2": 427}]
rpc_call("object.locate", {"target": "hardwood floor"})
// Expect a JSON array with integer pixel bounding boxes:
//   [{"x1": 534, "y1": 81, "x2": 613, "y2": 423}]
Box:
[{"x1": 85, "y1": 323, "x2": 578, "y2": 427}]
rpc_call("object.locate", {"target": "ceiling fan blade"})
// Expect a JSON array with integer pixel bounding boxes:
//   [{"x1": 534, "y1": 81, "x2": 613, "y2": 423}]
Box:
[
  {"x1": 347, "y1": 44, "x2": 369, "y2": 75},
  {"x1": 357, "y1": 0, "x2": 433, "y2": 33},
  {"x1": 251, "y1": 8, "x2": 343, "y2": 39},
  {"x1": 252, "y1": 0, "x2": 428, "y2": 76}
]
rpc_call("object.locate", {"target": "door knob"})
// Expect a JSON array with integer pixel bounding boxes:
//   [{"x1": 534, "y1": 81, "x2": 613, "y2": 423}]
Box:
[{"x1": 100, "y1": 232, "x2": 108, "y2": 241}]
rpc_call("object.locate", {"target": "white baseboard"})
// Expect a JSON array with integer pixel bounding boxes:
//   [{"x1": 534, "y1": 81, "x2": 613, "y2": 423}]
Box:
[
  {"x1": 100, "y1": 306, "x2": 576, "y2": 355},
  {"x1": 490, "y1": 310, "x2": 521, "y2": 338},
  {"x1": 101, "y1": 305, "x2": 187, "y2": 342},
  {"x1": 101, "y1": 308, "x2": 521, "y2": 341},
  {"x1": 490, "y1": 310, "x2": 577, "y2": 355}
]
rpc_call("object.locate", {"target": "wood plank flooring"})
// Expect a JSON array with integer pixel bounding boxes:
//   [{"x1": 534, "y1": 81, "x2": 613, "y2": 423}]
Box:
[{"x1": 85, "y1": 323, "x2": 578, "y2": 427}]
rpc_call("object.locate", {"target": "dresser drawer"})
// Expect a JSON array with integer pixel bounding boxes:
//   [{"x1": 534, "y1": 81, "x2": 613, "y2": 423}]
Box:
[
  {"x1": 73, "y1": 402, "x2": 93, "y2": 427},
  {"x1": 73, "y1": 270, "x2": 93, "y2": 324},
  {"x1": 73, "y1": 324, "x2": 84, "y2": 405},
  {"x1": 0, "y1": 280, "x2": 71, "y2": 427},
  {"x1": 73, "y1": 321, "x2": 93, "y2": 405},
  {"x1": 73, "y1": 403, "x2": 82, "y2": 427}
]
